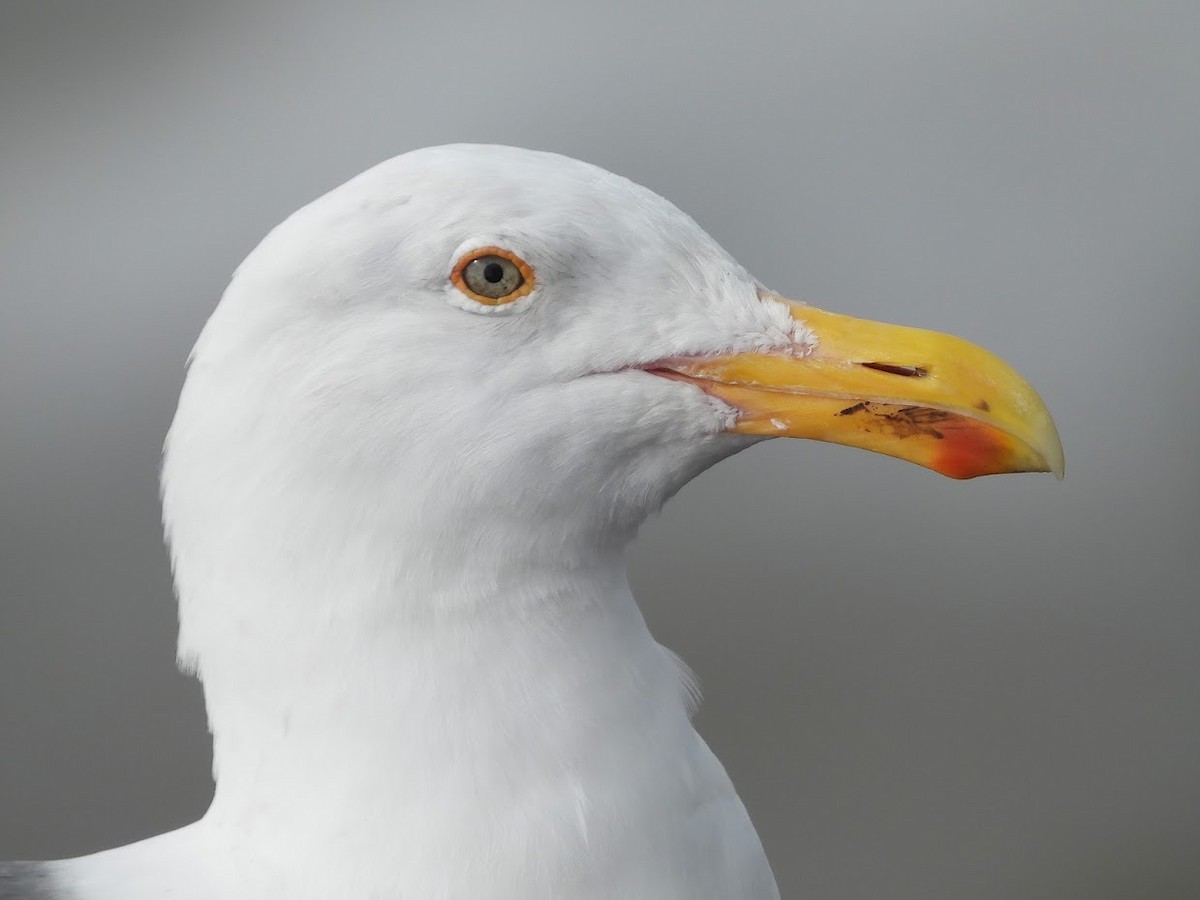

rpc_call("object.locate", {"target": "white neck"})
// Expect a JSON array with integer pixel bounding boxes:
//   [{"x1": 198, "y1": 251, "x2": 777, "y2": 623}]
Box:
[
  {"x1": 160, "y1": 399, "x2": 705, "y2": 896},
  {"x1": 198, "y1": 530, "x2": 709, "y2": 897},
  {"x1": 200, "y1": 543, "x2": 685, "y2": 815}
]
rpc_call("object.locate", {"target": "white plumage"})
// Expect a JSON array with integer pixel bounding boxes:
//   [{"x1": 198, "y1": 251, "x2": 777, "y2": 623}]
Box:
[
  {"x1": 52, "y1": 145, "x2": 786, "y2": 899},
  {"x1": 22, "y1": 143, "x2": 1060, "y2": 900}
]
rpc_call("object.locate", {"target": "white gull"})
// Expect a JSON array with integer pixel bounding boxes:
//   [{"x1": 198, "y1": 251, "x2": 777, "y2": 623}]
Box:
[{"x1": 3, "y1": 144, "x2": 1062, "y2": 900}]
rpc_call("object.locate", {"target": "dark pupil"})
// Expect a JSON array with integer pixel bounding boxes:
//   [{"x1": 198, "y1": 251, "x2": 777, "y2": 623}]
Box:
[{"x1": 483, "y1": 262, "x2": 505, "y2": 284}]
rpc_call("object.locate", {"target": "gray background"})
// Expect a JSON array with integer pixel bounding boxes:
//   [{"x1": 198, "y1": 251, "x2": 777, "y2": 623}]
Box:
[{"x1": 2, "y1": 1, "x2": 1198, "y2": 898}]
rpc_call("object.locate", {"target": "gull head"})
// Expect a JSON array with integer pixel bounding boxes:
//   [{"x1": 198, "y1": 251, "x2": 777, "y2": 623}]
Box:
[{"x1": 162, "y1": 143, "x2": 1062, "y2": 645}]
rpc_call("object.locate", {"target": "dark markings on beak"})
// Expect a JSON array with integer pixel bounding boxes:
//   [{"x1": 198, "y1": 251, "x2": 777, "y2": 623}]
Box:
[
  {"x1": 860, "y1": 361, "x2": 928, "y2": 378},
  {"x1": 836, "y1": 400, "x2": 951, "y2": 440}
]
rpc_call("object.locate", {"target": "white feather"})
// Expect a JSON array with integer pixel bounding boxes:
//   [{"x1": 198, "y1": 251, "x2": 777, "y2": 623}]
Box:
[{"x1": 53, "y1": 145, "x2": 787, "y2": 899}]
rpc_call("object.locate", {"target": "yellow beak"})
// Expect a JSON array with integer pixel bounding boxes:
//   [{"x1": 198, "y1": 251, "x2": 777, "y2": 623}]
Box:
[{"x1": 664, "y1": 296, "x2": 1064, "y2": 479}]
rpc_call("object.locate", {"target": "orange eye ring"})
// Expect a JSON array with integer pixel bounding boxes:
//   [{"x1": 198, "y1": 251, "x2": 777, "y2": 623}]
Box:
[{"x1": 450, "y1": 246, "x2": 536, "y2": 306}]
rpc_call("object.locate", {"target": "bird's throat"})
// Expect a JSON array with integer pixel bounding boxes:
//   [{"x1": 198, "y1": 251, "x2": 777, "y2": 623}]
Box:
[{"x1": 194, "y1": 545, "x2": 696, "y2": 869}]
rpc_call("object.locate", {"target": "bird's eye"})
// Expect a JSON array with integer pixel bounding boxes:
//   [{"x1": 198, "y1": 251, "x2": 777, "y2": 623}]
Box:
[{"x1": 451, "y1": 247, "x2": 535, "y2": 305}]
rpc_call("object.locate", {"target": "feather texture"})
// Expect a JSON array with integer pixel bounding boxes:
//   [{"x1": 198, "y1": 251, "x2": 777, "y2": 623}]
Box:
[{"x1": 39, "y1": 145, "x2": 787, "y2": 899}]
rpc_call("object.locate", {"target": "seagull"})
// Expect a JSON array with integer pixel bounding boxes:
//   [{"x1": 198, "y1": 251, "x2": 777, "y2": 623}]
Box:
[{"x1": 1, "y1": 144, "x2": 1063, "y2": 900}]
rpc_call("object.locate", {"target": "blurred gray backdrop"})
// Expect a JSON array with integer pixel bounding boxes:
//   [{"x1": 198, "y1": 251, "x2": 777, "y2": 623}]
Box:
[{"x1": 2, "y1": 2, "x2": 1198, "y2": 898}]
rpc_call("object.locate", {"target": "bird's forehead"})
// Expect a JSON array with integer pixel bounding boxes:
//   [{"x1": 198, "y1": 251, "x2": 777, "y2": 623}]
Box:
[{"x1": 338, "y1": 144, "x2": 713, "y2": 255}]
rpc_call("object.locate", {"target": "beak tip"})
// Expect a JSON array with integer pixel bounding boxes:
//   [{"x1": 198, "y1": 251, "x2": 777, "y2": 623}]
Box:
[
  {"x1": 1050, "y1": 456, "x2": 1066, "y2": 481},
  {"x1": 1042, "y1": 423, "x2": 1066, "y2": 480},
  {"x1": 1050, "y1": 450, "x2": 1066, "y2": 479}
]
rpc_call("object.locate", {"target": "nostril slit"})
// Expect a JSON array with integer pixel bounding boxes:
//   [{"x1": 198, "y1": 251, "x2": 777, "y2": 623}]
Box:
[{"x1": 860, "y1": 361, "x2": 928, "y2": 378}]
